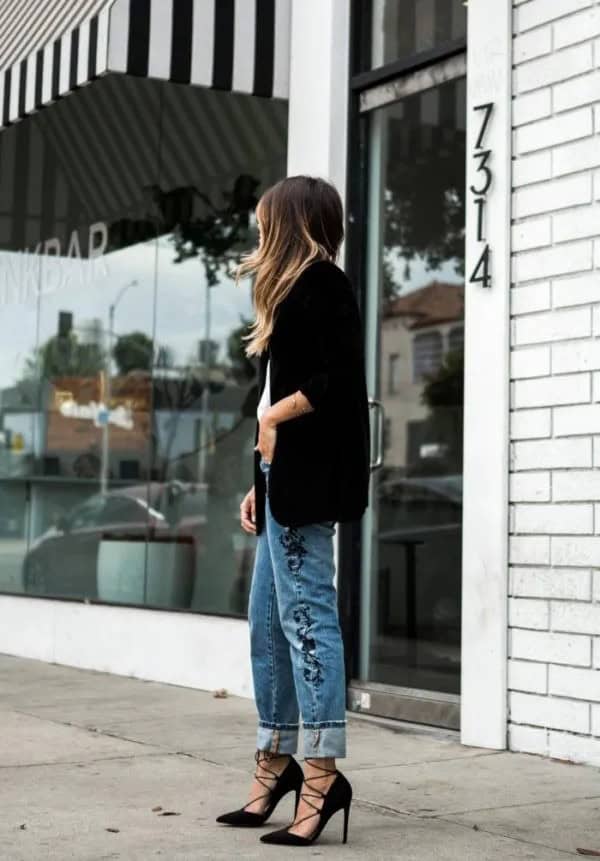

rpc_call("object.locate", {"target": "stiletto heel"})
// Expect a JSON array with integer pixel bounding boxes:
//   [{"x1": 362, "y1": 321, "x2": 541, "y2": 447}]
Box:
[
  {"x1": 216, "y1": 751, "x2": 303, "y2": 827},
  {"x1": 260, "y1": 759, "x2": 353, "y2": 846},
  {"x1": 343, "y1": 800, "x2": 351, "y2": 844}
]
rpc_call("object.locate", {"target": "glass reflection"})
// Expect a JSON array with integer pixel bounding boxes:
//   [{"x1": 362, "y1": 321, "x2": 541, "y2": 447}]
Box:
[
  {"x1": 364, "y1": 75, "x2": 466, "y2": 694},
  {"x1": 371, "y1": 0, "x2": 466, "y2": 68},
  {"x1": 152, "y1": 83, "x2": 286, "y2": 616},
  {"x1": 0, "y1": 73, "x2": 288, "y2": 615}
]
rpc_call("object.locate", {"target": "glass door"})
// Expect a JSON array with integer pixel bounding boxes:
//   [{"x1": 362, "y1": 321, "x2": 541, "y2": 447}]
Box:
[{"x1": 351, "y1": 61, "x2": 467, "y2": 729}]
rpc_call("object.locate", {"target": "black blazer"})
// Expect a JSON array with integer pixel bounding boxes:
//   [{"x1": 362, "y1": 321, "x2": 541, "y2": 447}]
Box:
[{"x1": 253, "y1": 259, "x2": 371, "y2": 534}]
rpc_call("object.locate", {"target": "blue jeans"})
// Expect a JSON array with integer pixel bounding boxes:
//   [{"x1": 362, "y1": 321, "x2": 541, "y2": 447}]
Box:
[{"x1": 248, "y1": 457, "x2": 347, "y2": 758}]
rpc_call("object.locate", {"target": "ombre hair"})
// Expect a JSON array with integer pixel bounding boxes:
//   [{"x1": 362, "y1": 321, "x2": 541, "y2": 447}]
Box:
[{"x1": 236, "y1": 175, "x2": 344, "y2": 357}]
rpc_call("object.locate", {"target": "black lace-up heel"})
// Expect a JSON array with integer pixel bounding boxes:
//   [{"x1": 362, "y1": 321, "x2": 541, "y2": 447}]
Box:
[
  {"x1": 216, "y1": 751, "x2": 303, "y2": 827},
  {"x1": 260, "y1": 759, "x2": 352, "y2": 846}
]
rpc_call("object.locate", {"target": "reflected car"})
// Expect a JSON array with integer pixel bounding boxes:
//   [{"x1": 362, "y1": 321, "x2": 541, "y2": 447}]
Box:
[{"x1": 21, "y1": 482, "x2": 207, "y2": 600}]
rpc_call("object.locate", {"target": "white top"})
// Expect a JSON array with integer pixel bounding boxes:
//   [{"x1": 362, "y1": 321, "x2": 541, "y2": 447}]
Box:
[{"x1": 257, "y1": 358, "x2": 271, "y2": 421}]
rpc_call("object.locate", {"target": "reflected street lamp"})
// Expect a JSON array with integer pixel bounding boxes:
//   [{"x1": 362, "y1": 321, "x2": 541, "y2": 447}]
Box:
[{"x1": 100, "y1": 279, "x2": 138, "y2": 495}]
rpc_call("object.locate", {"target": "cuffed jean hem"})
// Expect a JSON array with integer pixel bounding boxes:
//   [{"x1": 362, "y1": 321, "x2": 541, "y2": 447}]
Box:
[
  {"x1": 257, "y1": 722, "x2": 299, "y2": 755},
  {"x1": 302, "y1": 722, "x2": 346, "y2": 759}
]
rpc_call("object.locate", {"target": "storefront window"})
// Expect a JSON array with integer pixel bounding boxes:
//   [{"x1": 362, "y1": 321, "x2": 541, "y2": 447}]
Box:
[
  {"x1": 371, "y1": 0, "x2": 466, "y2": 68},
  {"x1": 0, "y1": 73, "x2": 288, "y2": 616}
]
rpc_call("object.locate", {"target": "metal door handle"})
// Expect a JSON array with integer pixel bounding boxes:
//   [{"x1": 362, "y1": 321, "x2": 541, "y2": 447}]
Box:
[{"x1": 368, "y1": 398, "x2": 384, "y2": 471}]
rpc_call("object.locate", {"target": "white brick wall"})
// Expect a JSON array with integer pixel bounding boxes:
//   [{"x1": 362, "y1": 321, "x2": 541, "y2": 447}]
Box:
[{"x1": 509, "y1": 0, "x2": 600, "y2": 767}]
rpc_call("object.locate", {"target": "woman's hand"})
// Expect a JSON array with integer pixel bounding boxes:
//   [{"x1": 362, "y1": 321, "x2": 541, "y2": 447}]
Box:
[
  {"x1": 254, "y1": 413, "x2": 278, "y2": 463},
  {"x1": 240, "y1": 486, "x2": 256, "y2": 534}
]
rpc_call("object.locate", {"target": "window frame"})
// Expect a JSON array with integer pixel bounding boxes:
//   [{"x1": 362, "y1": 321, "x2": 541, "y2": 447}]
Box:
[{"x1": 339, "y1": 0, "x2": 468, "y2": 689}]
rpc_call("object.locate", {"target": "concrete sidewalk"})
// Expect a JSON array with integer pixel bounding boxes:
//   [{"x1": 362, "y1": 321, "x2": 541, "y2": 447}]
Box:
[{"x1": 0, "y1": 654, "x2": 598, "y2": 860}]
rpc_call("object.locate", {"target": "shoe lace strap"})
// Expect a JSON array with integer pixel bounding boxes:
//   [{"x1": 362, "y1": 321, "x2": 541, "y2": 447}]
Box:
[
  {"x1": 292, "y1": 758, "x2": 338, "y2": 830},
  {"x1": 244, "y1": 750, "x2": 289, "y2": 809}
]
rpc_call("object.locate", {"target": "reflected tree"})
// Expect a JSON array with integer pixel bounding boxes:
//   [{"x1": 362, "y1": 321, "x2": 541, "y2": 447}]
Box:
[
  {"x1": 421, "y1": 347, "x2": 464, "y2": 410},
  {"x1": 22, "y1": 333, "x2": 105, "y2": 380},
  {"x1": 228, "y1": 316, "x2": 260, "y2": 419},
  {"x1": 147, "y1": 173, "x2": 260, "y2": 284},
  {"x1": 383, "y1": 107, "x2": 465, "y2": 298},
  {"x1": 107, "y1": 174, "x2": 261, "y2": 286},
  {"x1": 113, "y1": 331, "x2": 154, "y2": 375},
  {"x1": 228, "y1": 317, "x2": 257, "y2": 381},
  {"x1": 420, "y1": 347, "x2": 464, "y2": 472}
]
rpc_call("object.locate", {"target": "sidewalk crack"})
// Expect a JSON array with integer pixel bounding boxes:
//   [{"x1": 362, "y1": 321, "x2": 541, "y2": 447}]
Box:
[
  {"x1": 355, "y1": 797, "x2": 582, "y2": 857},
  {"x1": 10, "y1": 707, "x2": 163, "y2": 751}
]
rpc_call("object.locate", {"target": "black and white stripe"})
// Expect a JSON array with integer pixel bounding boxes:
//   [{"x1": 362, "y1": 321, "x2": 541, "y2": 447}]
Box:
[
  {"x1": 0, "y1": 0, "x2": 290, "y2": 133},
  {"x1": 0, "y1": 3, "x2": 110, "y2": 129},
  {"x1": 0, "y1": 70, "x2": 288, "y2": 256},
  {"x1": 107, "y1": 0, "x2": 290, "y2": 98},
  {"x1": 0, "y1": 0, "x2": 110, "y2": 71}
]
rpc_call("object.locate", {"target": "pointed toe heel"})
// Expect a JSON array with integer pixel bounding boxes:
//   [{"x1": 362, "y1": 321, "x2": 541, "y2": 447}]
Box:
[
  {"x1": 260, "y1": 761, "x2": 353, "y2": 846},
  {"x1": 216, "y1": 751, "x2": 303, "y2": 828}
]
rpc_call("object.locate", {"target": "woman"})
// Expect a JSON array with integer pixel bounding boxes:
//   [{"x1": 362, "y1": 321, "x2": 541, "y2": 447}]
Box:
[{"x1": 216, "y1": 175, "x2": 371, "y2": 846}]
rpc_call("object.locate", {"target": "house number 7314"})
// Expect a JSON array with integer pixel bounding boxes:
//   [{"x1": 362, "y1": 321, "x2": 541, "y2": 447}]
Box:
[{"x1": 469, "y1": 102, "x2": 494, "y2": 289}]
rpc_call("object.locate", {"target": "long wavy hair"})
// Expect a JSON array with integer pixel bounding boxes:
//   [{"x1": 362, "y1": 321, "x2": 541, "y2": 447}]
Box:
[{"x1": 236, "y1": 175, "x2": 344, "y2": 357}]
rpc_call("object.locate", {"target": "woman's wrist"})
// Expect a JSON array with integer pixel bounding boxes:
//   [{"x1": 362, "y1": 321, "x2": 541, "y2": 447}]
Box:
[
  {"x1": 261, "y1": 391, "x2": 313, "y2": 429},
  {"x1": 261, "y1": 407, "x2": 279, "y2": 428}
]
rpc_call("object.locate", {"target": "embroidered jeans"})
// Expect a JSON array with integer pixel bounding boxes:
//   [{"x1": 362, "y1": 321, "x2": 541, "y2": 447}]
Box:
[{"x1": 248, "y1": 457, "x2": 347, "y2": 758}]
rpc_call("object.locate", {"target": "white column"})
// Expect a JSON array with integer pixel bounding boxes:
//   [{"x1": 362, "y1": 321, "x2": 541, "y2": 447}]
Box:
[
  {"x1": 286, "y1": 0, "x2": 350, "y2": 206},
  {"x1": 460, "y1": 0, "x2": 512, "y2": 750}
]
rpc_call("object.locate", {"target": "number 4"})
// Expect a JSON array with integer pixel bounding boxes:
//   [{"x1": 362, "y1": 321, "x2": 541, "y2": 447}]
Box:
[{"x1": 469, "y1": 244, "x2": 491, "y2": 288}]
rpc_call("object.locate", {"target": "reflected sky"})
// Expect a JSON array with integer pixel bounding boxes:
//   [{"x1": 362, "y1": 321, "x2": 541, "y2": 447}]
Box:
[
  {"x1": 387, "y1": 252, "x2": 463, "y2": 296},
  {"x1": 0, "y1": 235, "x2": 255, "y2": 389}
]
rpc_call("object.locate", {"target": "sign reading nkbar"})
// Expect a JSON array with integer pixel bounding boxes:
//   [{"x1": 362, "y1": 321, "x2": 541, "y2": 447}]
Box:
[{"x1": 0, "y1": 222, "x2": 109, "y2": 306}]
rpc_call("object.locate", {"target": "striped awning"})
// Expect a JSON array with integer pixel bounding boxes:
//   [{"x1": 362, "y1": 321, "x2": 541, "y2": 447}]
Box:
[{"x1": 0, "y1": 0, "x2": 291, "y2": 131}]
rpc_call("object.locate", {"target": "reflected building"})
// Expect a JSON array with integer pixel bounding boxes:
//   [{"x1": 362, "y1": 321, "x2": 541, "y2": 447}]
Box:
[{"x1": 381, "y1": 281, "x2": 464, "y2": 474}]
